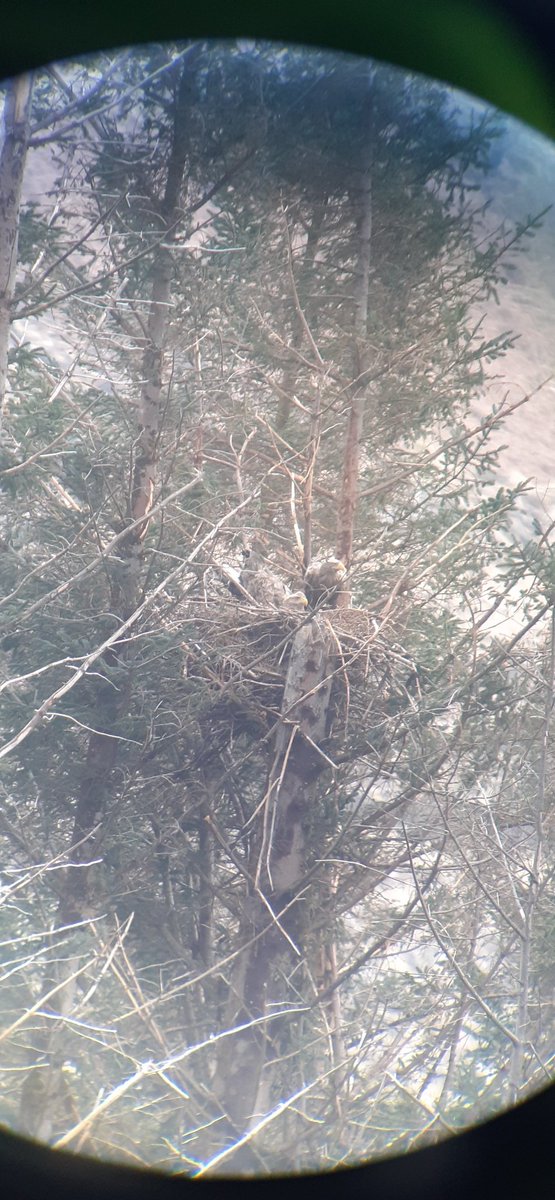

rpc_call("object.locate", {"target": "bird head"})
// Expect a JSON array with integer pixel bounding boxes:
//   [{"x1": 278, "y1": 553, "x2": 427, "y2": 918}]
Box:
[{"x1": 283, "y1": 591, "x2": 309, "y2": 611}]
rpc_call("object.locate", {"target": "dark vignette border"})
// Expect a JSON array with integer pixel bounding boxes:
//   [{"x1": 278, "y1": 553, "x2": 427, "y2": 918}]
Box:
[{"x1": 1, "y1": 2, "x2": 554, "y2": 1198}]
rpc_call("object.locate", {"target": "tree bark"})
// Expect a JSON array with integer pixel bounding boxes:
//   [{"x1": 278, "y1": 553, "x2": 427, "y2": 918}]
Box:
[
  {"x1": 335, "y1": 97, "x2": 373, "y2": 581},
  {"x1": 0, "y1": 74, "x2": 33, "y2": 415},
  {"x1": 61, "y1": 55, "x2": 197, "y2": 924},
  {"x1": 259, "y1": 205, "x2": 327, "y2": 536},
  {"x1": 207, "y1": 614, "x2": 336, "y2": 1171},
  {"x1": 18, "y1": 55, "x2": 197, "y2": 1143}
]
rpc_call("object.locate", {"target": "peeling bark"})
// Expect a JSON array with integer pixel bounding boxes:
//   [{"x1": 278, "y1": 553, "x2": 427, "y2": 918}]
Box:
[
  {"x1": 208, "y1": 615, "x2": 336, "y2": 1167},
  {"x1": 262, "y1": 615, "x2": 335, "y2": 893}
]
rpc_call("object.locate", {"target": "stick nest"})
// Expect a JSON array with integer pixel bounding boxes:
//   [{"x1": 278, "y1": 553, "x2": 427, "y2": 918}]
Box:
[{"x1": 152, "y1": 596, "x2": 415, "y2": 724}]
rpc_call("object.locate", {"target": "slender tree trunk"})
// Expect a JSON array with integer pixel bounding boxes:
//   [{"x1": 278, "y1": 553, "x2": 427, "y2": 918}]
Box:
[
  {"x1": 206, "y1": 613, "x2": 336, "y2": 1172},
  {"x1": 259, "y1": 205, "x2": 326, "y2": 534},
  {"x1": 18, "y1": 56, "x2": 198, "y2": 1143},
  {"x1": 61, "y1": 54, "x2": 196, "y2": 924},
  {"x1": 0, "y1": 74, "x2": 33, "y2": 416},
  {"x1": 197, "y1": 782, "x2": 215, "y2": 968},
  {"x1": 336, "y1": 100, "x2": 373, "y2": 581}
]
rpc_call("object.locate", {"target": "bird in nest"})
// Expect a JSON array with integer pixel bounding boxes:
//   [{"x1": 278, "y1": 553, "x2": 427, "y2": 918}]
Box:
[
  {"x1": 282, "y1": 590, "x2": 309, "y2": 612},
  {"x1": 238, "y1": 547, "x2": 308, "y2": 611},
  {"x1": 304, "y1": 557, "x2": 347, "y2": 608}
]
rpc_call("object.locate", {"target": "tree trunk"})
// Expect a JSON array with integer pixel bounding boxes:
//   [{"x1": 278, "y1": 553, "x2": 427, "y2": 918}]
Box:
[
  {"x1": 207, "y1": 614, "x2": 336, "y2": 1172},
  {"x1": 259, "y1": 205, "x2": 327, "y2": 536},
  {"x1": 335, "y1": 99, "x2": 373, "y2": 580},
  {"x1": 18, "y1": 55, "x2": 198, "y2": 1143},
  {"x1": 0, "y1": 74, "x2": 33, "y2": 415}
]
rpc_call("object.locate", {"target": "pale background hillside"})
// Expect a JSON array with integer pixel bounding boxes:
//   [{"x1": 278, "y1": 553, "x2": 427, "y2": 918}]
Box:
[{"x1": 473, "y1": 116, "x2": 555, "y2": 537}]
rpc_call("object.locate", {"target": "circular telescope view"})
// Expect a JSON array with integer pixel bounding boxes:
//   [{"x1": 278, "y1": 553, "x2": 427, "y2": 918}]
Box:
[{"x1": 0, "y1": 37, "x2": 554, "y2": 1179}]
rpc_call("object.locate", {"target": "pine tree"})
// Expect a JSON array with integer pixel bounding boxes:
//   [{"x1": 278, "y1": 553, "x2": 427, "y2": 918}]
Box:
[{"x1": 0, "y1": 41, "x2": 553, "y2": 1175}]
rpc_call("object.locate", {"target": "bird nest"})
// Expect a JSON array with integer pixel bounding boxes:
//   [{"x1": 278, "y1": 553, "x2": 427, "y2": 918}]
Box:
[
  {"x1": 146, "y1": 594, "x2": 417, "y2": 750},
  {"x1": 178, "y1": 599, "x2": 310, "y2": 684},
  {"x1": 152, "y1": 594, "x2": 410, "y2": 690}
]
